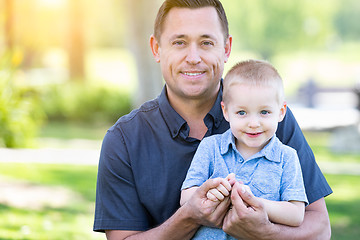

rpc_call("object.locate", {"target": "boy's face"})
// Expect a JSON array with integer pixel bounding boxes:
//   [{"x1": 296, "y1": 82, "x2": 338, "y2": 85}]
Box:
[
  {"x1": 221, "y1": 83, "x2": 286, "y2": 156},
  {"x1": 150, "y1": 7, "x2": 232, "y2": 102}
]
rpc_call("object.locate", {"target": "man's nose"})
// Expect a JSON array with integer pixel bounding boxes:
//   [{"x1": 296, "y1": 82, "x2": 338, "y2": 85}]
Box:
[{"x1": 185, "y1": 44, "x2": 201, "y2": 64}]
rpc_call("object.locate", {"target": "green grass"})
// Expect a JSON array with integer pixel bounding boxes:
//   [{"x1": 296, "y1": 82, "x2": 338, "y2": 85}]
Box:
[
  {"x1": 325, "y1": 174, "x2": 360, "y2": 239},
  {"x1": 0, "y1": 162, "x2": 103, "y2": 240}
]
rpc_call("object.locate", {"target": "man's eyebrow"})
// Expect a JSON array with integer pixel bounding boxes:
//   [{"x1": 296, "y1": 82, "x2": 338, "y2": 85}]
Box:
[
  {"x1": 169, "y1": 34, "x2": 217, "y2": 40},
  {"x1": 170, "y1": 34, "x2": 186, "y2": 40},
  {"x1": 201, "y1": 34, "x2": 216, "y2": 39}
]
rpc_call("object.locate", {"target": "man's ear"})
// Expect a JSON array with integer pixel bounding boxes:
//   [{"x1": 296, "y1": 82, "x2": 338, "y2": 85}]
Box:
[
  {"x1": 278, "y1": 102, "x2": 287, "y2": 122},
  {"x1": 221, "y1": 101, "x2": 230, "y2": 122},
  {"x1": 150, "y1": 34, "x2": 160, "y2": 63},
  {"x1": 224, "y1": 35, "x2": 232, "y2": 63}
]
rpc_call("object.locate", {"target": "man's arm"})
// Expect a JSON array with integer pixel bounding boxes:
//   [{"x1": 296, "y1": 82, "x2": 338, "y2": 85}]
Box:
[
  {"x1": 105, "y1": 205, "x2": 199, "y2": 240},
  {"x1": 105, "y1": 178, "x2": 232, "y2": 240},
  {"x1": 223, "y1": 182, "x2": 331, "y2": 240}
]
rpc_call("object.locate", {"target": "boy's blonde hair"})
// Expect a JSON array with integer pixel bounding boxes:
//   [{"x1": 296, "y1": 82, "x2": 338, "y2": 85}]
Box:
[{"x1": 223, "y1": 59, "x2": 284, "y2": 104}]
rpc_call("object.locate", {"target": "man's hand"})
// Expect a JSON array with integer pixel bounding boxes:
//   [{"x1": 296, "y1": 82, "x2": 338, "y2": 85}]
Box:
[
  {"x1": 223, "y1": 182, "x2": 275, "y2": 239},
  {"x1": 185, "y1": 177, "x2": 233, "y2": 228}
]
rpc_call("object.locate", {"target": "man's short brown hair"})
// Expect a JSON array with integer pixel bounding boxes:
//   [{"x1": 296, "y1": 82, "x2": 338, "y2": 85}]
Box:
[{"x1": 154, "y1": 0, "x2": 229, "y2": 44}]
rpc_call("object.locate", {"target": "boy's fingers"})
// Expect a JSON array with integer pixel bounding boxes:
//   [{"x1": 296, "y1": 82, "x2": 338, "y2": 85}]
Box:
[
  {"x1": 206, "y1": 191, "x2": 219, "y2": 201},
  {"x1": 216, "y1": 183, "x2": 230, "y2": 196},
  {"x1": 226, "y1": 173, "x2": 236, "y2": 185},
  {"x1": 226, "y1": 173, "x2": 236, "y2": 181},
  {"x1": 208, "y1": 188, "x2": 224, "y2": 201}
]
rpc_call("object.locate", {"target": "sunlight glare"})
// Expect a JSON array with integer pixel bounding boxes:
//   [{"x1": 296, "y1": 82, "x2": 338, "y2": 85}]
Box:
[{"x1": 37, "y1": 0, "x2": 66, "y2": 8}]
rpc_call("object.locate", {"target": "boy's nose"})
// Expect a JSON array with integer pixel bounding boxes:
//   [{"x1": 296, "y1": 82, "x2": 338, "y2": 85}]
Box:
[{"x1": 248, "y1": 116, "x2": 261, "y2": 128}]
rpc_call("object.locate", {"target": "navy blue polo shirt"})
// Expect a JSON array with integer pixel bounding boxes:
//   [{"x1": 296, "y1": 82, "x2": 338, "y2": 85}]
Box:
[{"x1": 94, "y1": 85, "x2": 332, "y2": 232}]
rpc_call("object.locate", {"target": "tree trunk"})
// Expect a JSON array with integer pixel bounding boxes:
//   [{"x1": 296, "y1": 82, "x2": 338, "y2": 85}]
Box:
[
  {"x1": 68, "y1": 0, "x2": 85, "y2": 81},
  {"x1": 126, "y1": 0, "x2": 163, "y2": 108},
  {"x1": 4, "y1": 0, "x2": 14, "y2": 51}
]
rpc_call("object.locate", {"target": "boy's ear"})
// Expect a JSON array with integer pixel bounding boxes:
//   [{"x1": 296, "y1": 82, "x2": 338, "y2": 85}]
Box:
[
  {"x1": 150, "y1": 34, "x2": 160, "y2": 63},
  {"x1": 278, "y1": 102, "x2": 287, "y2": 122},
  {"x1": 221, "y1": 101, "x2": 230, "y2": 122}
]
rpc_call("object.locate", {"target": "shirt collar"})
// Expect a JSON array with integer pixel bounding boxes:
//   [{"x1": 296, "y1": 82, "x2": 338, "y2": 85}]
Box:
[
  {"x1": 207, "y1": 84, "x2": 224, "y2": 129},
  {"x1": 158, "y1": 86, "x2": 186, "y2": 138},
  {"x1": 220, "y1": 129, "x2": 281, "y2": 163},
  {"x1": 159, "y1": 83, "x2": 224, "y2": 139}
]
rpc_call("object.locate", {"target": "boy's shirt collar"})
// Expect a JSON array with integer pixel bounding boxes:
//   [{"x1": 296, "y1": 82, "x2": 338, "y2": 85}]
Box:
[{"x1": 220, "y1": 129, "x2": 282, "y2": 162}]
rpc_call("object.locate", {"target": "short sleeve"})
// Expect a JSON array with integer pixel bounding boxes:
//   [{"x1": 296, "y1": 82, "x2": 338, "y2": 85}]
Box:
[
  {"x1": 280, "y1": 146, "x2": 309, "y2": 206},
  {"x1": 93, "y1": 129, "x2": 150, "y2": 232}
]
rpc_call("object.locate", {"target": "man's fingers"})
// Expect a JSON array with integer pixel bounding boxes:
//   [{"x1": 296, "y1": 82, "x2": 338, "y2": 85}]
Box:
[
  {"x1": 198, "y1": 178, "x2": 222, "y2": 196},
  {"x1": 231, "y1": 182, "x2": 248, "y2": 213},
  {"x1": 237, "y1": 184, "x2": 263, "y2": 210}
]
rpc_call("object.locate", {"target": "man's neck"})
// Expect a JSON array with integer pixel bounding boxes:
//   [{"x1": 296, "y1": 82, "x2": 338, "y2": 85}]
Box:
[{"x1": 167, "y1": 92, "x2": 219, "y2": 140}]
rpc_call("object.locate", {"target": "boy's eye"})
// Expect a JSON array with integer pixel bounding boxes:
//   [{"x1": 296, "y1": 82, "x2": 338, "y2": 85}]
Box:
[
  {"x1": 238, "y1": 111, "x2": 246, "y2": 116},
  {"x1": 260, "y1": 110, "x2": 270, "y2": 115}
]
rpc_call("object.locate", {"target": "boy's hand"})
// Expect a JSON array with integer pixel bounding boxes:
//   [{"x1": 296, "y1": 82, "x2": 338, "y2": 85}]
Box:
[{"x1": 206, "y1": 173, "x2": 236, "y2": 202}]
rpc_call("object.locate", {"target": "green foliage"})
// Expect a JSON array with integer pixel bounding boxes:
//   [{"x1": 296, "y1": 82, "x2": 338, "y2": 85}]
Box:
[
  {"x1": 40, "y1": 82, "x2": 131, "y2": 124},
  {"x1": 334, "y1": 0, "x2": 360, "y2": 41},
  {"x1": 222, "y1": 0, "x2": 338, "y2": 59},
  {"x1": 0, "y1": 53, "x2": 45, "y2": 148}
]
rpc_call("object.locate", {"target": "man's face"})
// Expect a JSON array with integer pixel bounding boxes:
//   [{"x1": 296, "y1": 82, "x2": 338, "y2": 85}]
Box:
[{"x1": 151, "y1": 7, "x2": 232, "y2": 102}]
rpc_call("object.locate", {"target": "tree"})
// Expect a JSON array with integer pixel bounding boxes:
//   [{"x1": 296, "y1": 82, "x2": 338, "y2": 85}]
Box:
[
  {"x1": 334, "y1": 0, "x2": 360, "y2": 41},
  {"x1": 68, "y1": 0, "x2": 85, "y2": 81},
  {"x1": 4, "y1": 0, "x2": 14, "y2": 51},
  {"x1": 222, "y1": 0, "x2": 336, "y2": 59},
  {"x1": 125, "y1": 0, "x2": 163, "y2": 108}
]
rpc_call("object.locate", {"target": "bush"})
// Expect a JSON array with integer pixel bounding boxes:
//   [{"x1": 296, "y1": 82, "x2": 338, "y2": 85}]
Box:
[
  {"x1": 40, "y1": 82, "x2": 132, "y2": 124},
  {"x1": 0, "y1": 56, "x2": 45, "y2": 148}
]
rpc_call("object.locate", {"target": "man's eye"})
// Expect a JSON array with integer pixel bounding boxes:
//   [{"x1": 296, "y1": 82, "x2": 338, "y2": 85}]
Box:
[
  {"x1": 173, "y1": 41, "x2": 185, "y2": 46},
  {"x1": 238, "y1": 111, "x2": 246, "y2": 116},
  {"x1": 202, "y1": 41, "x2": 214, "y2": 46}
]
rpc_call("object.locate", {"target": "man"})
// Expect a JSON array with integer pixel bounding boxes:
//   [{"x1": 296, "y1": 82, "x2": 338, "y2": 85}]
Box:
[{"x1": 94, "y1": 0, "x2": 332, "y2": 239}]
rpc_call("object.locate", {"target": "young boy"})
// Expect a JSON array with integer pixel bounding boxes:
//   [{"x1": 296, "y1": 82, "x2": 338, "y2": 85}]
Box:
[{"x1": 180, "y1": 59, "x2": 308, "y2": 239}]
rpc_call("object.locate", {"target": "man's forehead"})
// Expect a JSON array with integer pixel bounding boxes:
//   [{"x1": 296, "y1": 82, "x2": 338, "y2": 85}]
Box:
[{"x1": 162, "y1": 7, "x2": 223, "y2": 37}]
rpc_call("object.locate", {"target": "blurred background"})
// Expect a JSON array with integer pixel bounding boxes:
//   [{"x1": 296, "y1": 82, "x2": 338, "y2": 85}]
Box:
[{"x1": 0, "y1": 0, "x2": 359, "y2": 239}]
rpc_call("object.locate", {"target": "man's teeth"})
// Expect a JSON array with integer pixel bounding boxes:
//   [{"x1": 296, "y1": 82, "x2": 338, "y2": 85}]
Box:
[{"x1": 184, "y1": 72, "x2": 202, "y2": 76}]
